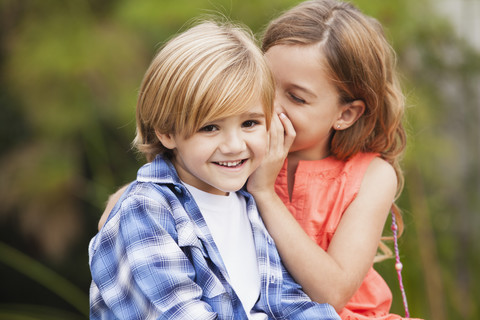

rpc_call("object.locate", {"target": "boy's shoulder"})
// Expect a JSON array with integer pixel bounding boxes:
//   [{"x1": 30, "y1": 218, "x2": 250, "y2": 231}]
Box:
[
  {"x1": 95, "y1": 181, "x2": 183, "y2": 235},
  {"x1": 113, "y1": 155, "x2": 185, "y2": 212},
  {"x1": 116, "y1": 181, "x2": 180, "y2": 213},
  {"x1": 136, "y1": 155, "x2": 181, "y2": 185}
]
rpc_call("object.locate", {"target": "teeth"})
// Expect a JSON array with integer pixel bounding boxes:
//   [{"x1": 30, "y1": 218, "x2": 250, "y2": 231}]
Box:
[{"x1": 217, "y1": 160, "x2": 243, "y2": 167}]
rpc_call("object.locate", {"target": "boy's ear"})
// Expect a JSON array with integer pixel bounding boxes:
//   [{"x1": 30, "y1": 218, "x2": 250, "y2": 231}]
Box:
[
  {"x1": 334, "y1": 100, "x2": 365, "y2": 130},
  {"x1": 155, "y1": 130, "x2": 176, "y2": 150}
]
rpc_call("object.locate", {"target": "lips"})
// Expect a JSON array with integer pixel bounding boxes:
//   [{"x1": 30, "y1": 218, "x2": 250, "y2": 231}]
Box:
[{"x1": 215, "y1": 160, "x2": 246, "y2": 167}]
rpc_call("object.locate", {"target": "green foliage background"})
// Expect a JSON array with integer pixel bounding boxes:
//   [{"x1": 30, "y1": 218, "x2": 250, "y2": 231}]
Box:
[{"x1": 1, "y1": 0, "x2": 479, "y2": 319}]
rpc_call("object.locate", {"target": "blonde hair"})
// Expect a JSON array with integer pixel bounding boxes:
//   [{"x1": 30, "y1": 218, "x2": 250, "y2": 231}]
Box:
[
  {"x1": 135, "y1": 20, "x2": 275, "y2": 162},
  {"x1": 263, "y1": 0, "x2": 406, "y2": 260}
]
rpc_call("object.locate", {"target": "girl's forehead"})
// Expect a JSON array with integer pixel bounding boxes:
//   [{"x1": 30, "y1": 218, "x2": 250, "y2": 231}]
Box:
[{"x1": 266, "y1": 45, "x2": 330, "y2": 85}]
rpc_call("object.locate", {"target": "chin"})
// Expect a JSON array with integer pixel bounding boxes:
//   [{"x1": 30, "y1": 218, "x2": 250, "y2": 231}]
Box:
[{"x1": 219, "y1": 185, "x2": 244, "y2": 193}]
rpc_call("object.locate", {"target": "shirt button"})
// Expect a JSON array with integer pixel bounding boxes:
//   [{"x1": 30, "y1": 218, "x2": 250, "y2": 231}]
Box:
[
  {"x1": 174, "y1": 186, "x2": 182, "y2": 194},
  {"x1": 270, "y1": 275, "x2": 275, "y2": 283}
]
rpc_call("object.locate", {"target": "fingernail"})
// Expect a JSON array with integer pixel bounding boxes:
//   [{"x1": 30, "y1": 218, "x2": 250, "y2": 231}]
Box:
[{"x1": 279, "y1": 113, "x2": 287, "y2": 119}]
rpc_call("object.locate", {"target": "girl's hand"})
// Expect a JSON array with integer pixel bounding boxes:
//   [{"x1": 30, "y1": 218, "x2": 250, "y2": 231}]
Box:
[
  {"x1": 247, "y1": 112, "x2": 295, "y2": 196},
  {"x1": 98, "y1": 184, "x2": 128, "y2": 231}
]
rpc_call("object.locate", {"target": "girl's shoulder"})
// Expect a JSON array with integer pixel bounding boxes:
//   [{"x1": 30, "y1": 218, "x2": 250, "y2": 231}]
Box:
[
  {"x1": 296, "y1": 153, "x2": 384, "y2": 185},
  {"x1": 361, "y1": 155, "x2": 397, "y2": 189},
  {"x1": 341, "y1": 152, "x2": 386, "y2": 196},
  {"x1": 345, "y1": 152, "x2": 380, "y2": 168},
  {"x1": 342, "y1": 152, "x2": 380, "y2": 178}
]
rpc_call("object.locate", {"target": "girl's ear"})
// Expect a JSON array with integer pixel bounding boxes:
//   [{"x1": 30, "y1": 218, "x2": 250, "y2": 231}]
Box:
[
  {"x1": 334, "y1": 100, "x2": 365, "y2": 130},
  {"x1": 155, "y1": 130, "x2": 177, "y2": 150}
]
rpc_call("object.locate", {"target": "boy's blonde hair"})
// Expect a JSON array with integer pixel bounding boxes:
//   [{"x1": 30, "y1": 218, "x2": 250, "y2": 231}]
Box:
[
  {"x1": 134, "y1": 20, "x2": 275, "y2": 162},
  {"x1": 262, "y1": 0, "x2": 407, "y2": 259}
]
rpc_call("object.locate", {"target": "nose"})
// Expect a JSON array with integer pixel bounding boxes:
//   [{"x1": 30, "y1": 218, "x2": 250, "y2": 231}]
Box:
[
  {"x1": 219, "y1": 129, "x2": 246, "y2": 154},
  {"x1": 274, "y1": 104, "x2": 284, "y2": 115}
]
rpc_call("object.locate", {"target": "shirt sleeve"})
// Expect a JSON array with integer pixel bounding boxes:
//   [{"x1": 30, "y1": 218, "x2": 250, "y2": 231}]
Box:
[
  {"x1": 89, "y1": 192, "x2": 218, "y2": 320},
  {"x1": 279, "y1": 267, "x2": 340, "y2": 320}
]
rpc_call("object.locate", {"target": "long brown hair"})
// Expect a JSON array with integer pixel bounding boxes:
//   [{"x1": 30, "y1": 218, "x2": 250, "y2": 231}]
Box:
[{"x1": 263, "y1": 0, "x2": 406, "y2": 258}]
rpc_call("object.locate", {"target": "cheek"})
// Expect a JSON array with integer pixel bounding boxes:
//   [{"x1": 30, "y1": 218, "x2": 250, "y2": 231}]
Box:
[
  {"x1": 279, "y1": 102, "x2": 302, "y2": 125},
  {"x1": 252, "y1": 131, "x2": 268, "y2": 156},
  {"x1": 283, "y1": 110, "x2": 303, "y2": 132},
  {"x1": 180, "y1": 141, "x2": 209, "y2": 162}
]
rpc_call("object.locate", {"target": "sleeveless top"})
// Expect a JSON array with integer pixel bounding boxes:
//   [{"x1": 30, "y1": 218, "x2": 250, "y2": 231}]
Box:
[{"x1": 274, "y1": 152, "x2": 414, "y2": 320}]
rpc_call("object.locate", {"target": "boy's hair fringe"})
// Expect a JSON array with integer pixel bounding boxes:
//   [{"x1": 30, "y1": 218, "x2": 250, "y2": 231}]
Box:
[{"x1": 134, "y1": 18, "x2": 275, "y2": 162}]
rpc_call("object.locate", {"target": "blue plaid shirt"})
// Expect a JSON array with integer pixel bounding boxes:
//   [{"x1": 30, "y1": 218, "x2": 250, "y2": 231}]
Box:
[{"x1": 89, "y1": 155, "x2": 339, "y2": 320}]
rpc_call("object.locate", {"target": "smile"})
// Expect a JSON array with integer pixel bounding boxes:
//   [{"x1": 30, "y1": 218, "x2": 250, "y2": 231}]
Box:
[{"x1": 215, "y1": 160, "x2": 246, "y2": 168}]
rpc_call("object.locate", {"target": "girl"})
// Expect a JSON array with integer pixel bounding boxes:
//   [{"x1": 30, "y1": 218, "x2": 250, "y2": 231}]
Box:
[{"x1": 247, "y1": 0, "x2": 421, "y2": 319}]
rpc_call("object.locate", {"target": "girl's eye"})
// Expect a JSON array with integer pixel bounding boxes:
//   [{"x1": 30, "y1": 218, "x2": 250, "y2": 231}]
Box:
[
  {"x1": 289, "y1": 92, "x2": 306, "y2": 104},
  {"x1": 199, "y1": 124, "x2": 218, "y2": 132},
  {"x1": 242, "y1": 120, "x2": 259, "y2": 128}
]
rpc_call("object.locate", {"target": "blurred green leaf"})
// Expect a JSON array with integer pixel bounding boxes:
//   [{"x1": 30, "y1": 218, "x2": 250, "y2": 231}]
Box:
[
  {"x1": 0, "y1": 242, "x2": 88, "y2": 317},
  {"x1": 0, "y1": 304, "x2": 86, "y2": 320},
  {"x1": 1, "y1": 0, "x2": 479, "y2": 319}
]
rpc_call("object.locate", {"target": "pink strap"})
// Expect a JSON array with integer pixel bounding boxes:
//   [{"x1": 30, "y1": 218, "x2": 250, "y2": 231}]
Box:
[{"x1": 391, "y1": 210, "x2": 410, "y2": 317}]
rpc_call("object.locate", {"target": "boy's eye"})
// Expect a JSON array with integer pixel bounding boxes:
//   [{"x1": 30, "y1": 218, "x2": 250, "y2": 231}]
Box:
[
  {"x1": 289, "y1": 92, "x2": 306, "y2": 104},
  {"x1": 199, "y1": 124, "x2": 218, "y2": 132},
  {"x1": 242, "y1": 120, "x2": 259, "y2": 128}
]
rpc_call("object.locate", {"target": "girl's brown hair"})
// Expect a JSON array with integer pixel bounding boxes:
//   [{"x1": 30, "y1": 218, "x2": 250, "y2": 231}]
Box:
[{"x1": 263, "y1": 0, "x2": 406, "y2": 258}]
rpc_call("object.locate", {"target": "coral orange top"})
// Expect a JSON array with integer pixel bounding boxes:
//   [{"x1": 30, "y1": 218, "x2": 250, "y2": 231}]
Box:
[{"x1": 274, "y1": 152, "x2": 416, "y2": 320}]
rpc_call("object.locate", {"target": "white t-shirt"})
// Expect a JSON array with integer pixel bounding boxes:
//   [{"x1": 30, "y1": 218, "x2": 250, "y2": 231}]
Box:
[{"x1": 184, "y1": 184, "x2": 267, "y2": 320}]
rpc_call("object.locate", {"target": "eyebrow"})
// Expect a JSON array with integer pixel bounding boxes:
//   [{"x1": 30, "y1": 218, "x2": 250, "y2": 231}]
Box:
[{"x1": 289, "y1": 84, "x2": 317, "y2": 99}]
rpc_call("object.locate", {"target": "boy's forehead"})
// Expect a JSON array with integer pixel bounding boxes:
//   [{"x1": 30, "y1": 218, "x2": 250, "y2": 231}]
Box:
[
  {"x1": 219, "y1": 103, "x2": 266, "y2": 119},
  {"x1": 241, "y1": 102, "x2": 266, "y2": 115}
]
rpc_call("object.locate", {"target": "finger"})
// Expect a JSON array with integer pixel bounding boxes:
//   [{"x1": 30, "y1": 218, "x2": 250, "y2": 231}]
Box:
[
  {"x1": 268, "y1": 113, "x2": 284, "y2": 153},
  {"x1": 278, "y1": 113, "x2": 296, "y2": 150}
]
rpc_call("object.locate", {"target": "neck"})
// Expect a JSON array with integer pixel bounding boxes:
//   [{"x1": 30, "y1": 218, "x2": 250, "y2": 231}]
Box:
[
  {"x1": 286, "y1": 157, "x2": 299, "y2": 201},
  {"x1": 287, "y1": 144, "x2": 331, "y2": 162},
  {"x1": 286, "y1": 150, "x2": 331, "y2": 200}
]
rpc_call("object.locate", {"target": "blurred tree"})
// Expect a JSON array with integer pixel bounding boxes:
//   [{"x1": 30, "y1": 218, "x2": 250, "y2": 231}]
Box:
[
  {"x1": 357, "y1": 0, "x2": 480, "y2": 319},
  {"x1": 0, "y1": 0, "x2": 479, "y2": 319}
]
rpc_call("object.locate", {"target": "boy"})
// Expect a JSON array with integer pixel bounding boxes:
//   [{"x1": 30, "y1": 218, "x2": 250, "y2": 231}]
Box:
[{"x1": 89, "y1": 20, "x2": 339, "y2": 319}]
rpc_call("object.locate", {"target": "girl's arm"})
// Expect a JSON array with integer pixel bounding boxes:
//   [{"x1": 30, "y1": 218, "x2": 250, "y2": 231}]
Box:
[
  {"x1": 98, "y1": 184, "x2": 129, "y2": 231},
  {"x1": 248, "y1": 115, "x2": 397, "y2": 312}
]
